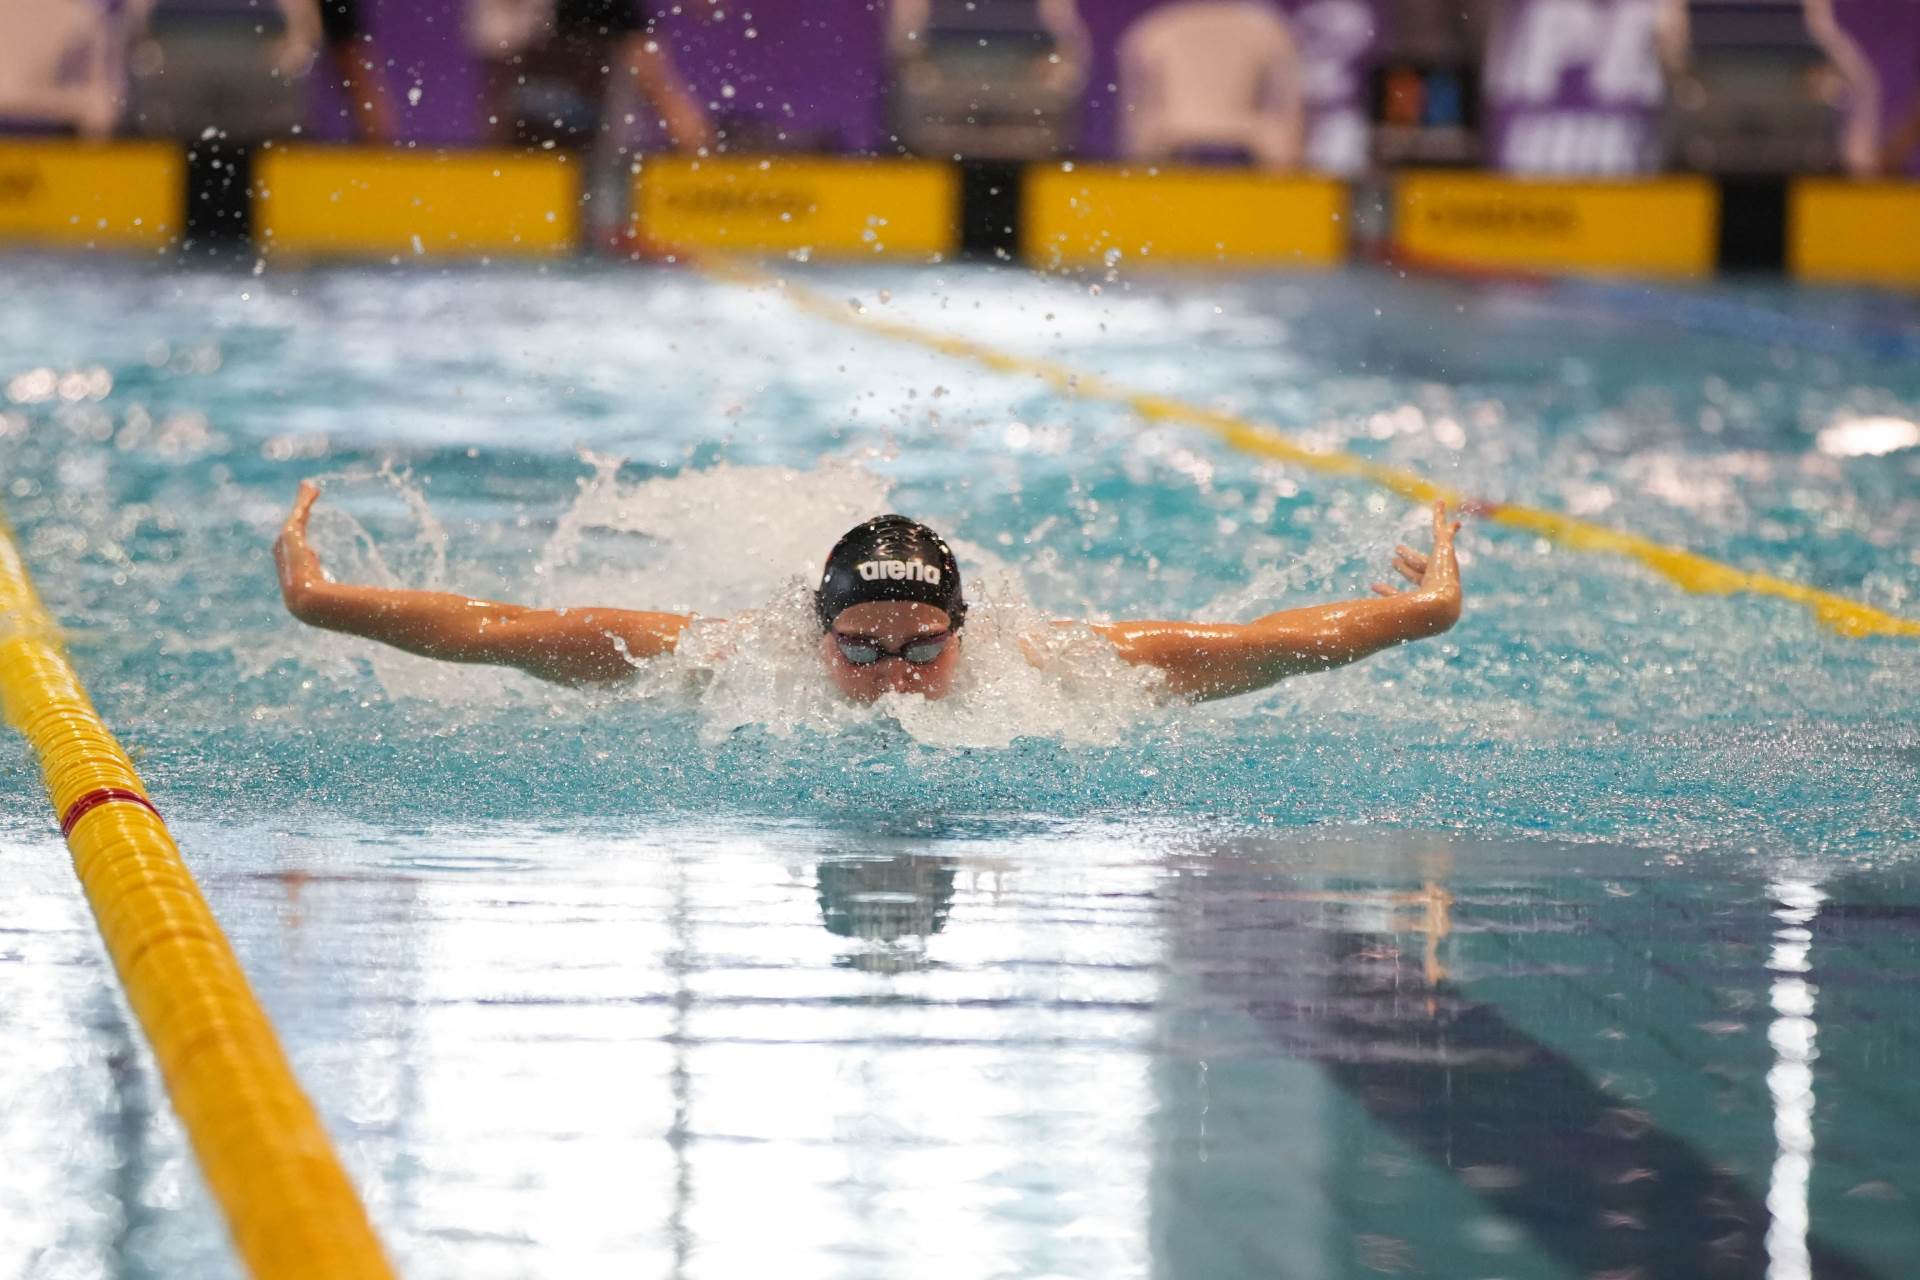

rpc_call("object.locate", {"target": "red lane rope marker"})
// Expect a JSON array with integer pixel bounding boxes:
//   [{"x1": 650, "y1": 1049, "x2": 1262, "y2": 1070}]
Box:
[{"x1": 60, "y1": 786, "x2": 162, "y2": 838}]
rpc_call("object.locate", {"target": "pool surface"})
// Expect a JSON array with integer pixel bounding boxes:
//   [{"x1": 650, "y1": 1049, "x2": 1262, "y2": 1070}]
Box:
[{"x1": 2, "y1": 255, "x2": 1917, "y2": 1277}]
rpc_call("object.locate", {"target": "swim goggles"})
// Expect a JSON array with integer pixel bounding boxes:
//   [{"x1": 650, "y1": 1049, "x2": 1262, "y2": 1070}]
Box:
[{"x1": 832, "y1": 629, "x2": 953, "y2": 666}]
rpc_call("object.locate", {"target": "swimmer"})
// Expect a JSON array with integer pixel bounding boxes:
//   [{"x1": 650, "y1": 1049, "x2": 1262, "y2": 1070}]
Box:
[{"x1": 274, "y1": 480, "x2": 1463, "y2": 702}]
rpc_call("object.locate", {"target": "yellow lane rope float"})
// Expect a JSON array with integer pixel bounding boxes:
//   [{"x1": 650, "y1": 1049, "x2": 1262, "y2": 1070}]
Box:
[
  {"x1": 0, "y1": 521, "x2": 395, "y2": 1280},
  {"x1": 695, "y1": 254, "x2": 1919, "y2": 640}
]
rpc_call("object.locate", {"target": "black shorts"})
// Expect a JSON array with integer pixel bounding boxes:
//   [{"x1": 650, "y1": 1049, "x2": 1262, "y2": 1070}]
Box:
[
  {"x1": 554, "y1": 0, "x2": 653, "y2": 37},
  {"x1": 318, "y1": 0, "x2": 362, "y2": 44}
]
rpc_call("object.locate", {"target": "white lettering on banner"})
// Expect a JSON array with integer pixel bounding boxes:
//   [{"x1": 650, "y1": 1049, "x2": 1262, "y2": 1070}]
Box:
[
  {"x1": 1501, "y1": 113, "x2": 1649, "y2": 173},
  {"x1": 1493, "y1": 0, "x2": 1663, "y2": 106},
  {"x1": 1292, "y1": 0, "x2": 1374, "y2": 104},
  {"x1": 855, "y1": 560, "x2": 941, "y2": 585},
  {"x1": 1308, "y1": 109, "x2": 1369, "y2": 176},
  {"x1": 1291, "y1": 0, "x2": 1376, "y2": 176},
  {"x1": 1590, "y1": 0, "x2": 1664, "y2": 103}
]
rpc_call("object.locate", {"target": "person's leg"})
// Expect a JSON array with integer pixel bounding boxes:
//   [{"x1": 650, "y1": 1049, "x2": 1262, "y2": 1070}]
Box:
[
  {"x1": 551, "y1": 2, "x2": 711, "y2": 150},
  {"x1": 319, "y1": 0, "x2": 397, "y2": 142},
  {"x1": 482, "y1": 54, "x2": 524, "y2": 145},
  {"x1": 1882, "y1": 98, "x2": 1920, "y2": 175},
  {"x1": 535, "y1": 27, "x2": 709, "y2": 151},
  {"x1": 613, "y1": 30, "x2": 711, "y2": 150}
]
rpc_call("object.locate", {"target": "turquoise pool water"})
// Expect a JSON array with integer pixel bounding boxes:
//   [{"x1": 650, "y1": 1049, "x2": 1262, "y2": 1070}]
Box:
[{"x1": 1, "y1": 255, "x2": 1917, "y2": 1277}]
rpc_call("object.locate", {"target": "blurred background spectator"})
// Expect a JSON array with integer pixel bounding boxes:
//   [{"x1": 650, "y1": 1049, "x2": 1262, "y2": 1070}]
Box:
[
  {"x1": 0, "y1": 0, "x2": 139, "y2": 137},
  {"x1": 1118, "y1": 1, "x2": 1307, "y2": 169},
  {"x1": 467, "y1": 0, "x2": 710, "y2": 151},
  {"x1": 1078, "y1": 0, "x2": 1378, "y2": 174},
  {"x1": 124, "y1": 0, "x2": 317, "y2": 142},
  {"x1": 889, "y1": 0, "x2": 1091, "y2": 159},
  {"x1": 1, "y1": 0, "x2": 1914, "y2": 178},
  {"x1": 1803, "y1": 0, "x2": 1920, "y2": 176}
]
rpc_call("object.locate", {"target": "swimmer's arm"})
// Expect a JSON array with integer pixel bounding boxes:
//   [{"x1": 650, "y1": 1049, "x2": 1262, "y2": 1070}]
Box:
[
  {"x1": 273, "y1": 481, "x2": 690, "y2": 685},
  {"x1": 1086, "y1": 502, "x2": 1463, "y2": 701}
]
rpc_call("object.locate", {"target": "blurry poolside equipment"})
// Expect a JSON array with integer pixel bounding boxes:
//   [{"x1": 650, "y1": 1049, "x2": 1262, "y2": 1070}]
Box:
[
  {"x1": 1666, "y1": 0, "x2": 1843, "y2": 173},
  {"x1": 1369, "y1": 0, "x2": 1493, "y2": 167},
  {"x1": 889, "y1": 0, "x2": 1090, "y2": 159},
  {"x1": 1117, "y1": 0, "x2": 1307, "y2": 170},
  {"x1": 125, "y1": 0, "x2": 316, "y2": 142}
]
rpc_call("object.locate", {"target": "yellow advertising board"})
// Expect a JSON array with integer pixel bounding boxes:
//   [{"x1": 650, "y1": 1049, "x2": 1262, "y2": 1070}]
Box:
[
  {"x1": 0, "y1": 142, "x2": 181, "y2": 249},
  {"x1": 1789, "y1": 181, "x2": 1920, "y2": 288},
  {"x1": 1024, "y1": 166, "x2": 1347, "y2": 268},
  {"x1": 635, "y1": 156, "x2": 957, "y2": 258},
  {"x1": 256, "y1": 147, "x2": 578, "y2": 257},
  {"x1": 1394, "y1": 174, "x2": 1717, "y2": 279}
]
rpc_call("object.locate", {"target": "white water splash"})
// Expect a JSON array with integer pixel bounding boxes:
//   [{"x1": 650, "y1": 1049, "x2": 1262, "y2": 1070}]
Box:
[
  {"x1": 298, "y1": 456, "x2": 1166, "y2": 747},
  {"x1": 532, "y1": 452, "x2": 894, "y2": 614}
]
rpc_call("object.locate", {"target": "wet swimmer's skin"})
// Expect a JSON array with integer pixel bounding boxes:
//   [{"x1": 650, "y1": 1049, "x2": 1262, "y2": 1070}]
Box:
[{"x1": 274, "y1": 481, "x2": 1464, "y2": 702}]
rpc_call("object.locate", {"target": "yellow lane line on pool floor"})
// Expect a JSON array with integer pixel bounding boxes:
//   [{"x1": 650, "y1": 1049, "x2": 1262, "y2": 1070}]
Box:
[
  {"x1": 700, "y1": 255, "x2": 1919, "y2": 640},
  {"x1": 0, "y1": 519, "x2": 395, "y2": 1280}
]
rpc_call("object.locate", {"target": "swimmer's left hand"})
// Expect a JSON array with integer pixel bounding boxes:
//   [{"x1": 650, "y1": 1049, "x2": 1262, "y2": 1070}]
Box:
[
  {"x1": 1090, "y1": 501, "x2": 1464, "y2": 701},
  {"x1": 1371, "y1": 501, "x2": 1463, "y2": 623}
]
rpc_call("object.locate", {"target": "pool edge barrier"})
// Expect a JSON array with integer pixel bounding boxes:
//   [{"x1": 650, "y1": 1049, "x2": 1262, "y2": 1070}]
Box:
[
  {"x1": 0, "y1": 518, "x2": 396, "y2": 1280},
  {"x1": 7, "y1": 140, "x2": 1920, "y2": 287}
]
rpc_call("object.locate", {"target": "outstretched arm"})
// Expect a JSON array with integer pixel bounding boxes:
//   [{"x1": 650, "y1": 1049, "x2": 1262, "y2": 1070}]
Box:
[
  {"x1": 272, "y1": 481, "x2": 693, "y2": 686},
  {"x1": 1087, "y1": 502, "x2": 1464, "y2": 701}
]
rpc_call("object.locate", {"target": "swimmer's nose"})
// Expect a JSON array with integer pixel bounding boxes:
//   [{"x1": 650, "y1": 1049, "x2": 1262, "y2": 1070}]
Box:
[{"x1": 878, "y1": 661, "x2": 921, "y2": 692}]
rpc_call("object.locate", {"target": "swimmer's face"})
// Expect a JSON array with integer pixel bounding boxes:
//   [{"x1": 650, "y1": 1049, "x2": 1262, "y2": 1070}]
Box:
[{"x1": 821, "y1": 601, "x2": 961, "y2": 703}]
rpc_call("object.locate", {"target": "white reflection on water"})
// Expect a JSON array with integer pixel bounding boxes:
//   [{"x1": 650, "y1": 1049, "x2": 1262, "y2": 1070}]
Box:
[
  {"x1": 392, "y1": 830, "x2": 1159, "y2": 1277},
  {"x1": 0, "y1": 836, "x2": 233, "y2": 1278},
  {"x1": 1764, "y1": 878, "x2": 1824, "y2": 1280},
  {"x1": 1814, "y1": 415, "x2": 1920, "y2": 458}
]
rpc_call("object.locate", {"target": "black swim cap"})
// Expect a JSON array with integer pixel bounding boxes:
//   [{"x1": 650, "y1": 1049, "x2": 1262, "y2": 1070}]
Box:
[{"x1": 814, "y1": 514, "x2": 967, "y2": 631}]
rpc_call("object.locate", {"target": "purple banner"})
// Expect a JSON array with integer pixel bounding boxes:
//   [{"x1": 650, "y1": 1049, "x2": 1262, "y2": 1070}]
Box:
[
  {"x1": 1484, "y1": 0, "x2": 1674, "y2": 174},
  {"x1": 656, "y1": 7, "x2": 887, "y2": 153},
  {"x1": 307, "y1": 0, "x2": 481, "y2": 144}
]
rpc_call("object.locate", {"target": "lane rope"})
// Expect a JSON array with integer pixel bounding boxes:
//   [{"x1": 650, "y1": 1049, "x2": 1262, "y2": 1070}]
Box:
[
  {"x1": 0, "y1": 519, "x2": 396, "y2": 1280},
  {"x1": 697, "y1": 255, "x2": 1919, "y2": 640}
]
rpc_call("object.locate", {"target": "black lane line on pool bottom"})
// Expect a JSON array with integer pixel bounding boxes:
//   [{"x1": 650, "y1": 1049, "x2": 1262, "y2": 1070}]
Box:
[{"x1": 1165, "y1": 867, "x2": 1886, "y2": 1280}]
